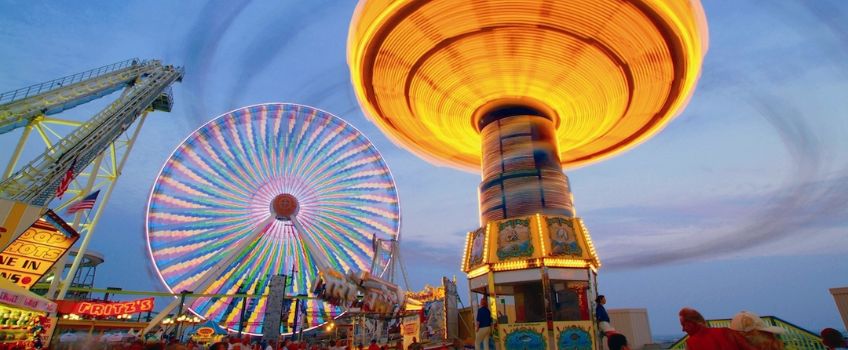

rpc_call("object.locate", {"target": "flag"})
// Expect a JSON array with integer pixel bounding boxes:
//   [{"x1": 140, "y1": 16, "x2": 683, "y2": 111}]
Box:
[
  {"x1": 56, "y1": 161, "x2": 76, "y2": 199},
  {"x1": 66, "y1": 190, "x2": 100, "y2": 214}
]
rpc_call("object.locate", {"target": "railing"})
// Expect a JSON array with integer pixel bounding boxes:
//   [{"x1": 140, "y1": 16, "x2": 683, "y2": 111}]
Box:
[
  {"x1": 0, "y1": 62, "x2": 183, "y2": 205},
  {"x1": 0, "y1": 58, "x2": 143, "y2": 105}
]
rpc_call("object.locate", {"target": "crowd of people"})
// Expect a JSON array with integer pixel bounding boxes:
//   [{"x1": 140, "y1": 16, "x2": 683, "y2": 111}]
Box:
[
  {"x1": 49, "y1": 294, "x2": 848, "y2": 350},
  {"x1": 600, "y1": 303, "x2": 848, "y2": 350},
  {"x1": 55, "y1": 337, "x2": 401, "y2": 350},
  {"x1": 472, "y1": 293, "x2": 847, "y2": 350}
]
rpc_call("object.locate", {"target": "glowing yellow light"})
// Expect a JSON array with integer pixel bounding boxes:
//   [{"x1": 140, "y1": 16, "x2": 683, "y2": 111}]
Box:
[
  {"x1": 543, "y1": 258, "x2": 589, "y2": 269},
  {"x1": 577, "y1": 218, "x2": 602, "y2": 268},
  {"x1": 483, "y1": 222, "x2": 491, "y2": 264},
  {"x1": 461, "y1": 231, "x2": 471, "y2": 272},
  {"x1": 468, "y1": 265, "x2": 490, "y2": 278},
  {"x1": 492, "y1": 259, "x2": 534, "y2": 272},
  {"x1": 349, "y1": 0, "x2": 708, "y2": 171},
  {"x1": 536, "y1": 213, "x2": 546, "y2": 257}
]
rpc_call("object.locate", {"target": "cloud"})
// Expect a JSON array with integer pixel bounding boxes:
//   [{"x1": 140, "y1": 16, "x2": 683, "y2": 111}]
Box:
[
  {"x1": 594, "y1": 2, "x2": 848, "y2": 269},
  {"x1": 175, "y1": 0, "x2": 253, "y2": 122},
  {"x1": 395, "y1": 237, "x2": 465, "y2": 289},
  {"x1": 595, "y1": 173, "x2": 848, "y2": 269},
  {"x1": 224, "y1": 0, "x2": 342, "y2": 109}
]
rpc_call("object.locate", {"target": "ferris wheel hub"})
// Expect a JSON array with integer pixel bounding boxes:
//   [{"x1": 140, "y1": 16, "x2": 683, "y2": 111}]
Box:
[{"x1": 271, "y1": 193, "x2": 299, "y2": 220}]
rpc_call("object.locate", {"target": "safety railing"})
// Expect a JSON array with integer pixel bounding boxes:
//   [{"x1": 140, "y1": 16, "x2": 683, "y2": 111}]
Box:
[
  {"x1": 0, "y1": 58, "x2": 144, "y2": 105},
  {"x1": 0, "y1": 62, "x2": 183, "y2": 205}
]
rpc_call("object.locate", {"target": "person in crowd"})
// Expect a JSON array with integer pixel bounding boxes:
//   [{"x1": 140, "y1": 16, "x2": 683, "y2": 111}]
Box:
[
  {"x1": 408, "y1": 337, "x2": 423, "y2": 350},
  {"x1": 595, "y1": 295, "x2": 615, "y2": 335},
  {"x1": 475, "y1": 297, "x2": 493, "y2": 350},
  {"x1": 607, "y1": 333, "x2": 630, "y2": 350},
  {"x1": 229, "y1": 337, "x2": 250, "y2": 350},
  {"x1": 368, "y1": 339, "x2": 380, "y2": 350},
  {"x1": 821, "y1": 328, "x2": 848, "y2": 349},
  {"x1": 729, "y1": 311, "x2": 785, "y2": 350},
  {"x1": 209, "y1": 342, "x2": 229, "y2": 350},
  {"x1": 165, "y1": 341, "x2": 187, "y2": 350},
  {"x1": 128, "y1": 339, "x2": 145, "y2": 350},
  {"x1": 679, "y1": 307, "x2": 755, "y2": 350}
]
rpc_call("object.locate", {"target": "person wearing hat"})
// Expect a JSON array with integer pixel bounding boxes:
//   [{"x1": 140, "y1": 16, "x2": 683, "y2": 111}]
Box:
[
  {"x1": 729, "y1": 311, "x2": 785, "y2": 350},
  {"x1": 679, "y1": 307, "x2": 755, "y2": 350}
]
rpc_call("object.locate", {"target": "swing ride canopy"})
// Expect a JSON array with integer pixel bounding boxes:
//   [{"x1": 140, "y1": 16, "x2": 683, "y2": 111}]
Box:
[{"x1": 348, "y1": 0, "x2": 709, "y2": 171}]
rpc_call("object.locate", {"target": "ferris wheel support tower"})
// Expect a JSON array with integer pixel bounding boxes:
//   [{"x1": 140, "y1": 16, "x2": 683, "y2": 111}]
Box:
[{"x1": 0, "y1": 58, "x2": 183, "y2": 300}]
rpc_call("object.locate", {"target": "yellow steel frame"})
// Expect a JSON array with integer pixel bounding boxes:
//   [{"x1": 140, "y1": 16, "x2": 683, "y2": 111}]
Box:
[{"x1": 1, "y1": 110, "x2": 151, "y2": 300}]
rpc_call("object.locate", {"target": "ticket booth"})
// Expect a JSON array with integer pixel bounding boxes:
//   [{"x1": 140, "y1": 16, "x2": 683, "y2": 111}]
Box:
[{"x1": 463, "y1": 215, "x2": 601, "y2": 350}]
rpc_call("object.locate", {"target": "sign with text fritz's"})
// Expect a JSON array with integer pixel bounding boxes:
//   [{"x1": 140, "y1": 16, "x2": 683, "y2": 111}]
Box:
[
  {"x1": 56, "y1": 298, "x2": 154, "y2": 316},
  {"x1": 0, "y1": 210, "x2": 79, "y2": 289}
]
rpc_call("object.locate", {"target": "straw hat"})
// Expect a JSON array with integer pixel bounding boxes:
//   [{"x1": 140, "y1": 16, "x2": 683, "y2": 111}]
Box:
[{"x1": 730, "y1": 311, "x2": 785, "y2": 334}]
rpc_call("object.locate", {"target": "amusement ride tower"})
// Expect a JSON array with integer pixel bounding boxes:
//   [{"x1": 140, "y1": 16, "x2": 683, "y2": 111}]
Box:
[{"x1": 348, "y1": 1, "x2": 708, "y2": 349}]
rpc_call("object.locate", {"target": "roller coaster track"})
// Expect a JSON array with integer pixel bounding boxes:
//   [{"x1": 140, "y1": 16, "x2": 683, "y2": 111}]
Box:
[
  {"x1": 0, "y1": 60, "x2": 183, "y2": 206},
  {"x1": 0, "y1": 58, "x2": 159, "y2": 134}
]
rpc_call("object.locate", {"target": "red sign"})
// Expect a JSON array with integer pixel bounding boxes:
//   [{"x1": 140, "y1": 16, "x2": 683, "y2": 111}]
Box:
[{"x1": 57, "y1": 298, "x2": 154, "y2": 316}]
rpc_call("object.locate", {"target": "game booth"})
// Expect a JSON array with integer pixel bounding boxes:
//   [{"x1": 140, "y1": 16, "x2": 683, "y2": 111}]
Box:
[
  {"x1": 0, "y1": 278, "x2": 57, "y2": 350},
  {"x1": 0, "y1": 207, "x2": 80, "y2": 349}
]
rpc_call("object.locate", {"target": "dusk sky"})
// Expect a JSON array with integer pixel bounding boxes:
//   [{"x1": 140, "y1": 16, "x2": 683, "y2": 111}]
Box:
[{"x1": 1, "y1": 0, "x2": 847, "y2": 336}]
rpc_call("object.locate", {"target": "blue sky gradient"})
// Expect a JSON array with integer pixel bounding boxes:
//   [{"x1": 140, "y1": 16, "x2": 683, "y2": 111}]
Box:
[{"x1": 1, "y1": 0, "x2": 847, "y2": 336}]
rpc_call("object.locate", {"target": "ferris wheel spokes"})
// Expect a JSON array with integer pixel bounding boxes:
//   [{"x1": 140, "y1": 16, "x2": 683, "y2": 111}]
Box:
[
  {"x1": 143, "y1": 215, "x2": 275, "y2": 334},
  {"x1": 292, "y1": 212, "x2": 407, "y2": 315},
  {"x1": 147, "y1": 104, "x2": 401, "y2": 333}
]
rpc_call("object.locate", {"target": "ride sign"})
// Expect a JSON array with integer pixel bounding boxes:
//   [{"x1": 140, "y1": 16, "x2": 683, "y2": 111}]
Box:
[
  {"x1": 56, "y1": 298, "x2": 155, "y2": 316},
  {"x1": 0, "y1": 210, "x2": 79, "y2": 289}
]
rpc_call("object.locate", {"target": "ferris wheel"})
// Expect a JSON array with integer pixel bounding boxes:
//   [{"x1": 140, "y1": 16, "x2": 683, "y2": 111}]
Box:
[{"x1": 145, "y1": 103, "x2": 401, "y2": 335}]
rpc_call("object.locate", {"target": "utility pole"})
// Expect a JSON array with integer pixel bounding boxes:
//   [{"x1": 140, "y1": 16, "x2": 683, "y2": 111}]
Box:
[
  {"x1": 238, "y1": 284, "x2": 248, "y2": 337},
  {"x1": 175, "y1": 290, "x2": 191, "y2": 341}
]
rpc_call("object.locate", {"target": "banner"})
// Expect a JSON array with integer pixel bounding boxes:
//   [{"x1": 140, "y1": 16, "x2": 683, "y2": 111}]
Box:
[
  {"x1": 499, "y1": 322, "x2": 548, "y2": 350},
  {"x1": 401, "y1": 314, "x2": 420, "y2": 349},
  {"x1": 262, "y1": 275, "x2": 287, "y2": 343},
  {"x1": 56, "y1": 297, "x2": 155, "y2": 316},
  {"x1": 0, "y1": 278, "x2": 57, "y2": 313},
  {"x1": 443, "y1": 277, "x2": 458, "y2": 340},
  {"x1": 0, "y1": 199, "x2": 45, "y2": 250},
  {"x1": 0, "y1": 210, "x2": 79, "y2": 289}
]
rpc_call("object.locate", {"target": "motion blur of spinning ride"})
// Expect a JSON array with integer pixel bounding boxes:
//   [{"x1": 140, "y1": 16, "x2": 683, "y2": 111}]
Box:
[
  {"x1": 145, "y1": 103, "x2": 401, "y2": 335},
  {"x1": 348, "y1": 0, "x2": 708, "y2": 171},
  {"x1": 348, "y1": 0, "x2": 708, "y2": 348}
]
